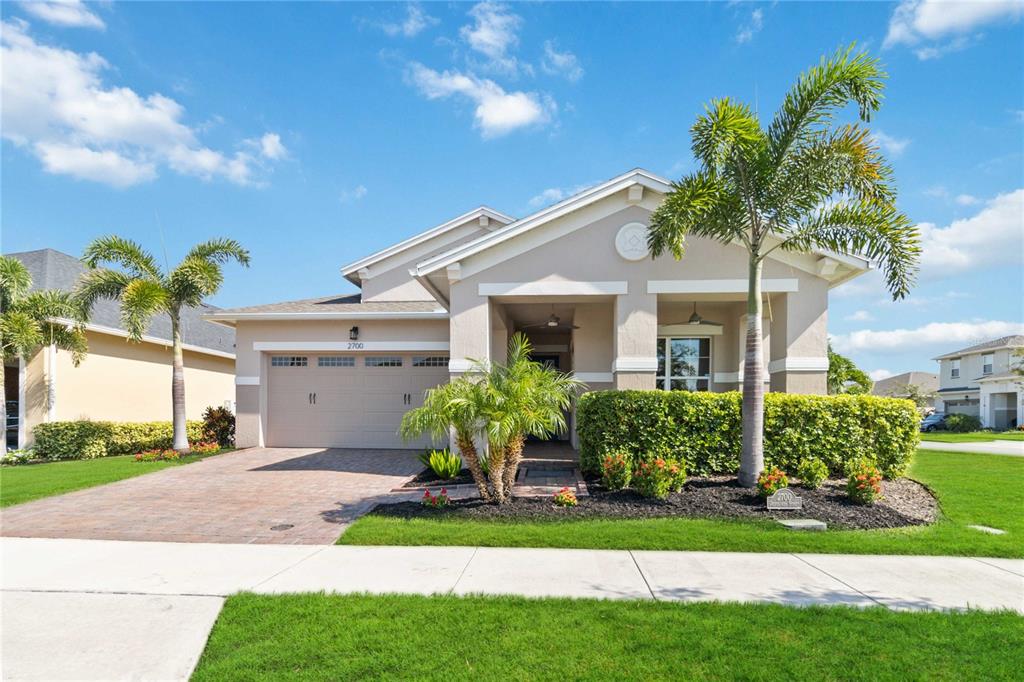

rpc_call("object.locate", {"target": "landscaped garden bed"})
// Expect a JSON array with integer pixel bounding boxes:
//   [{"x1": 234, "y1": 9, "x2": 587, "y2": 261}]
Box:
[
  {"x1": 371, "y1": 475, "x2": 937, "y2": 530},
  {"x1": 401, "y1": 467, "x2": 476, "y2": 488}
]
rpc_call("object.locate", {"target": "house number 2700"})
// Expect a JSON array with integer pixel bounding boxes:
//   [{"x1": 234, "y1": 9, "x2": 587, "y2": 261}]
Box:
[{"x1": 347, "y1": 342, "x2": 364, "y2": 349}]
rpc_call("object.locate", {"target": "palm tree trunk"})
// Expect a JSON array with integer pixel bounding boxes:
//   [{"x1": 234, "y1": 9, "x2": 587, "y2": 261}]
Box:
[
  {"x1": 170, "y1": 311, "x2": 190, "y2": 453},
  {"x1": 456, "y1": 433, "x2": 492, "y2": 502},
  {"x1": 487, "y1": 444, "x2": 506, "y2": 502},
  {"x1": 500, "y1": 434, "x2": 525, "y2": 503},
  {"x1": 738, "y1": 256, "x2": 765, "y2": 487}
]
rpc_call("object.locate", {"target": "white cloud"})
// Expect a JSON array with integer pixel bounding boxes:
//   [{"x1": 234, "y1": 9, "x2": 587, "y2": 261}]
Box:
[
  {"x1": 954, "y1": 193, "x2": 977, "y2": 206},
  {"x1": 833, "y1": 320, "x2": 1024, "y2": 354},
  {"x1": 381, "y1": 3, "x2": 438, "y2": 38},
  {"x1": 918, "y1": 188, "x2": 1023, "y2": 274},
  {"x1": 541, "y1": 40, "x2": 583, "y2": 82},
  {"x1": 735, "y1": 8, "x2": 764, "y2": 44},
  {"x1": 256, "y1": 132, "x2": 287, "y2": 160},
  {"x1": 884, "y1": 0, "x2": 1022, "y2": 58},
  {"x1": 460, "y1": 2, "x2": 524, "y2": 75},
  {"x1": 340, "y1": 185, "x2": 368, "y2": 204},
  {"x1": 19, "y1": 0, "x2": 104, "y2": 30},
  {"x1": 871, "y1": 130, "x2": 910, "y2": 158},
  {"x1": 869, "y1": 369, "x2": 894, "y2": 381},
  {"x1": 527, "y1": 182, "x2": 596, "y2": 209},
  {"x1": 406, "y1": 62, "x2": 554, "y2": 138},
  {"x1": 0, "y1": 19, "x2": 283, "y2": 187},
  {"x1": 845, "y1": 310, "x2": 874, "y2": 322}
]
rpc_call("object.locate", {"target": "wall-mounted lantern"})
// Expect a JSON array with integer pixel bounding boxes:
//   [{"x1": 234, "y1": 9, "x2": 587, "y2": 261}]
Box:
[{"x1": 349, "y1": 326, "x2": 359, "y2": 340}]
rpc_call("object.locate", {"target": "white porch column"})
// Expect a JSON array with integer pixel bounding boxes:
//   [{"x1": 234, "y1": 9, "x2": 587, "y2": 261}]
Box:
[{"x1": 613, "y1": 291, "x2": 657, "y2": 390}]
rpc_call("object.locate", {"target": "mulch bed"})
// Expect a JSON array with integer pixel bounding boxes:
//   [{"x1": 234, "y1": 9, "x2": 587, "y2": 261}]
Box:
[
  {"x1": 402, "y1": 468, "x2": 477, "y2": 488},
  {"x1": 374, "y1": 476, "x2": 939, "y2": 530}
]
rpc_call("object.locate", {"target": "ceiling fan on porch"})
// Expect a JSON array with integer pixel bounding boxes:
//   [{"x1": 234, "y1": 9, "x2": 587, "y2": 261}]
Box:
[
  {"x1": 663, "y1": 302, "x2": 722, "y2": 327},
  {"x1": 522, "y1": 305, "x2": 579, "y2": 330}
]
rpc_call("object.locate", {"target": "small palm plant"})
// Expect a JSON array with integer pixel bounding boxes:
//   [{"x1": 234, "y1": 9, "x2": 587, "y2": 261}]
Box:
[
  {"x1": 76, "y1": 237, "x2": 249, "y2": 453},
  {"x1": 647, "y1": 44, "x2": 920, "y2": 487},
  {"x1": 401, "y1": 333, "x2": 582, "y2": 504},
  {"x1": 0, "y1": 256, "x2": 88, "y2": 453}
]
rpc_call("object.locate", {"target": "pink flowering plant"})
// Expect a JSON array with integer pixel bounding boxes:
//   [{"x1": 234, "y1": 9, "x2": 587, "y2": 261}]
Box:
[
  {"x1": 190, "y1": 441, "x2": 221, "y2": 455},
  {"x1": 553, "y1": 486, "x2": 578, "y2": 507},
  {"x1": 421, "y1": 488, "x2": 451, "y2": 507}
]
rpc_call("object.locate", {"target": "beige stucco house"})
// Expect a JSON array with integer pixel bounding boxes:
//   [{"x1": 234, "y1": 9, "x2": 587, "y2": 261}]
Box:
[
  {"x1": 5, "y1": 249, "x2": 237, "y2": 449},
  {"x1": 207, "y1": 169, "x2": 871, "y2": 450},
  {"x1": 933, "y1": 335, "x2": 1023, "y2": 430}
]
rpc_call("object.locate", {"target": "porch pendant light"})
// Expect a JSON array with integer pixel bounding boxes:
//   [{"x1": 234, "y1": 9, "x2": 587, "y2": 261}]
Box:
[{"x1": 687, "y1": 303, "x2": 704, "y2": 324}]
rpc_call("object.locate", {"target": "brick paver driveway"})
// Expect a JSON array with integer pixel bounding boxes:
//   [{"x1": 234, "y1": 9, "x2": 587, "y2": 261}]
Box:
[{"x1": 0, "y1": 448, "x2": 422, "y2": 545}]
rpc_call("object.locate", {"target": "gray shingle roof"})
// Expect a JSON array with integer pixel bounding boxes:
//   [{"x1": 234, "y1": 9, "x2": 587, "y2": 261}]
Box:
[
  {"x1": 212, "y1": 294, "x2": 444, "y2": 316},
  {"x1": 871, "y1": 371, "x2": 938, "y2": 397},
  {"x1": 935, "y1": 335, "x2": 1024, "y2": 359},
  {"x1": 6, "y1": 249, "x2": 235, "y2": 355}
]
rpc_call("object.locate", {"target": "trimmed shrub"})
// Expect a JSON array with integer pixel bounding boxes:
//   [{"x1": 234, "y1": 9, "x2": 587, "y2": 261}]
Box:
[
  {"x1": 33, "y1": 420, "x2": 204, "y2": 460},
  {"x1": 577, "y1": 391, "x2": 919, "y2": 479},
  {"x1": 633, "y1": 458, "x2": 677, "y2": 500},
  {"x1": 600, "y1": 451, "x2": 632, "y2": 490},
  {"x1": 202, "y1": 406, "x2": 235, "y2": 447},
  {"x1": 846, "y1": 458, "x2": 883, "y2": 505},
  {"x1": 796, "y1": 458, "x2": 829, "y2": 489},
  {"x1": 944, "y1": 413, "x2": 982, "y2": 433},
  {"x1": 756, "y1": 467, "x2": 789, "y2": 498}
]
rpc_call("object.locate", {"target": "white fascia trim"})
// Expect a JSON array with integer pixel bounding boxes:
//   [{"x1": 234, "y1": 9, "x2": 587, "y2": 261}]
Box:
[
  {"x1": 478, "y1": 281, "x2": 628, "y2": 297},
  {"x1": 340, "y1": 207, "x2": 515, "y2": 282},
  {"x1": 613, "y1": 356, "x2": 659, "y2": 372},
  {"x1": 767, "y1": 357, "x2": 829, "y2": 373},
  {"x1": 236, "y1": 376, "x2": 260, "y2": 386},
  {"x1": 648, "y1": 278, "x2": 798, "y2": 294},
  {"x1": 204, "y1": 311, "x2": 448, "y2": 323},
  {"x1": 576, "y1": 372, "x2": 614, "y2": 384},
  {"x1": 55, "y1": 318, "x2": 235, "y2": 360},
  {"x1": 414, "y1": 169, "x2": 673, "y2": 277},
  {"x1": 254, "y1": 341, "x2": 450, "y2": 352}
]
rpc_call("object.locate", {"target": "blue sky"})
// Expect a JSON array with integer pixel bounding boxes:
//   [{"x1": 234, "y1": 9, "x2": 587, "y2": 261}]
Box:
[{"x1": 2, "y1": 1, "x2": 1022, "y2": 380}]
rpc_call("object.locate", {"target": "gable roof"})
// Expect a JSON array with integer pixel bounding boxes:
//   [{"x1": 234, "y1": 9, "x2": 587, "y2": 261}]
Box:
[
  {"x1": 205, "y1": 294, "x2": 446, "y2": 324},
  {"x1": 871, "y1": 371, "x2": 938, "y2": 396},
  {"x1": 6, "y1": 249, "x2": 235, "y2": 357},
  {"x1": 933, "y1": 335, "x2": 1024, "y2": 360},
  {"x1": 340, "y1": 206, "x2": 515, "y2": 286},
  {"x1": 411, "y1": 167, "x2": 871, "y2": 280}
]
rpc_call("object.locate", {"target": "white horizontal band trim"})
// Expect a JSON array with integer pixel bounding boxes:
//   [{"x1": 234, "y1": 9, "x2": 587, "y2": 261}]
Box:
[
  {"x1": 54, "y1": 317, "x2": 235, "y2": 360},
  {"x1": 576, "y1": 372, "x2": 614, "y2": 384},
  {"x1": 236, "y1": 376, "x2": 260, "y2": 386},
  {"x1": 647, "y1": 278, "x2": 799, "y2": 294},
  {"x1": 205, "y1": 311, "x2": 448, "y2": 322},
  {"x1": 254, "y1": 341, "x2": 450, "y2": 352},
  {"x1": 613, "y1": 356, "x2": 658, "y2": 372},
  {"x1": 478, "y1": 281, "x2": 628, "y2": 297},
  {"x1": 767, "y1": 357, "x2": 829, "y2": 373}
]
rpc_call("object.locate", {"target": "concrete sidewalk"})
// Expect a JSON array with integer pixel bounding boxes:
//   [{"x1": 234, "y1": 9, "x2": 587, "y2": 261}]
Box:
[
  {"x1": 919, "y1": 440, "x2": 1024, "y2": 457},
  {"x1": 2, "y1": 538, "x2": 1022, "y2": 680}
]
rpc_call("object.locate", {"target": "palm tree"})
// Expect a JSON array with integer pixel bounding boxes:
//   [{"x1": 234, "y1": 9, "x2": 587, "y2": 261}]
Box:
[
  {"x1": 827, "y1": 342, "x2": 872, "y2": 395},
  {"x1": 76, "y1": 237, "x2": 249, "y2": 453},
  {"x1": 648, "y1": 44, "x2": 920, "y2": 487},
  {"x1": 401, "y1": 333, "x2": 582, "y2": 504},
  {"x1": 1, "y1": 256, "x2": 88, "y2": 454}
]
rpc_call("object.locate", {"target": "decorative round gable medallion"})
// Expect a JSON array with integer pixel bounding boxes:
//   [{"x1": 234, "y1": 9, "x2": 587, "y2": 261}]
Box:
[{"x1": 615, "y1": 222, "x2": 649, "y2": 261}]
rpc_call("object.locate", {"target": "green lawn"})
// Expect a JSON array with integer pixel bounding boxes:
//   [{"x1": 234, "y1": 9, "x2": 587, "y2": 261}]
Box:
[
  {"x1": 0, "y1": 450, "x2": 230, "y2": 507},
  {"x1": 193, "y1": 593, "x2": 1024, "y2": 681},
  {"x1": 921, "y1": 431, "x2": 1024, "y2": 443},
  {"x1": 341, "y1": 450, "x2": 1024, "y2": 557}
]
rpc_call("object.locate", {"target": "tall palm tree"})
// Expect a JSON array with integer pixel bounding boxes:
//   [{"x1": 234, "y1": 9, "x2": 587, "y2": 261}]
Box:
[
  {"x1": 1, "y1": 256, "x2": 88, "y2": 454},
  {"x1": 647, "y1": 44, "x2": 920, "y2": 487},
  {"x1": 401, "y1": 333, "x2": 582, "y2": 504},
  {"x1": 76, "y1": 237, "x2": 250, "y2": 453}
]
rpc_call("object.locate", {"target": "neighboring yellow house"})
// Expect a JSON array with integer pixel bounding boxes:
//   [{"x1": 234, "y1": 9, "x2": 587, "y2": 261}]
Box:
[{"x1": 4, "y1": 249, "x2": 236, "y2": 449}]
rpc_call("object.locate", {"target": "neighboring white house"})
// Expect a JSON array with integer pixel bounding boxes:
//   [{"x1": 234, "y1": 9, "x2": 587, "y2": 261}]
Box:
[
  {"x1": 206, "y1": 168, "x2": 873, "y2": 450},
  {"x1": 933, "y1": 335, "x2": 1023, "y2": 430}
]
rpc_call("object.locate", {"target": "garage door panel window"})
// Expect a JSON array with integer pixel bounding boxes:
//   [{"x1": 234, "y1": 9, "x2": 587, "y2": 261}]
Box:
[
  {"x1": 318, "y1": 356, "x2": 355, "y2": 367},
  {"x1": 365, "y1": 356, "x2": 403, "y2": 367},
  {"x1": 271, "y1": 356, "x2": 308, "y2": 367},
  {"x1": 412, "y1": 356, "x2": 449, "y2": 367}
]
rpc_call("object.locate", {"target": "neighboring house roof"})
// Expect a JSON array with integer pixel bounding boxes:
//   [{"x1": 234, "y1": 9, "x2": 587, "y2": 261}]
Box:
[
  {"x1": 871, "y1": 371, "x2": 938, "y2": 397},
  {"x1": 206, "y1": 294, "x2": 446, "y2": 324},
  {"x1": 6, "y1": 248, "x2": 235, "y2": 358},
  {"x1": 339, "y1": 206, "x2": 515, "y2": 286},
  {"x1": 933, "y1": 335, "x2": 1024, "y2": 360},
  {"x1": 976, "y1": 372, "x2": 1021, "y2": 383}
]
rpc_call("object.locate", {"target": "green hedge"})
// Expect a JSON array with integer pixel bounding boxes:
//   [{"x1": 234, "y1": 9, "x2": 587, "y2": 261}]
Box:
[
  {"x1": 576, "y1": 391, "x2": 920, "y2": 479},
  {"x1": 33, "y1": 420, "x2": 205, "y2": 460}
]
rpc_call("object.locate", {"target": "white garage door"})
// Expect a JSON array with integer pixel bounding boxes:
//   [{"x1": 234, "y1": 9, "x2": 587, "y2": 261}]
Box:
[{"x1": 266, "y1": 353, "x2": 449, "y2": 449}]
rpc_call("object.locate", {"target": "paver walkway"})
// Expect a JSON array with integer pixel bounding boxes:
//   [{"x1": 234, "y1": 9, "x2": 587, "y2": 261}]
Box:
[
  {"x1": 0, "y1": 448, "x2": 424, "y2": 544},
  {"x1": 918, "y1": 440, "x2": 1024, "y2": 457}
]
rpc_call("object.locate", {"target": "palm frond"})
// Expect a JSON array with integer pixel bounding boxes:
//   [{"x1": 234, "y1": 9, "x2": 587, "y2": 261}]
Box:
[
  {"x1": 185, "y1": 238, "x2": 252, "y2": 267},
  {"x1": 0, "y1": 310, "x2": 44, "y2": 360},
  {"x1": 648, "y1": 172, "x2": 745, "y2": 258},
  {"x1": 690, "y1": 98, "x2": 765, "y2": 172},
  {"x1": 74, "y1": 268, "x2": 133, "y2": 316},
  {"x1": 82, "y1": 235, "x2": 163, "y2": 281},
  {"x1": 169, "y1": 256, "x2": 224, "y2": 305},
  {"x1": 119, "y1": 278, "x2": 170, "y2": 340},
  {"x1": 0, "y1": 255, "x2": 32, "y2": 310}
]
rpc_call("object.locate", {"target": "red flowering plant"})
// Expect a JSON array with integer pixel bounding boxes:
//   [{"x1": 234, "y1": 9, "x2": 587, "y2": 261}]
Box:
[
  {"x1": 553, "y1": 486, "x2": 578, "y2": 507},
  {"x1": 633, "y1": 458, "x2": 675, "y2": 500},
  {"x1": 600, "y1": 451, "x2": 632, "y2": 490},
  {"x1": 421, "y1": 488, "x2": 451, "y2": 508},
  {"x1": 190, "y1": 441, "x2": 221, "y2": 455},
  {"x1": 134, "y1": 449, "x2": 179, "y2": 462},
  {"x1": 845, "y1": 458, "x2": 883, "y2": 505},
  {"x1": 756, "y1": 467, "x2": 789, "y2": 498}
]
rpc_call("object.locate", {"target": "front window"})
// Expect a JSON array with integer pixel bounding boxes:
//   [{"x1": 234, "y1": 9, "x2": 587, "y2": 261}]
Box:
[
  {"x1": 950, "y1": 359, "x2": 960, "y2": 379},
  {"x1": 982, "y1": 354, "x2": 993, "y2": 375},
  {"x1": 657, "y1": 337, "x2": 710, "y2": 392}
]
